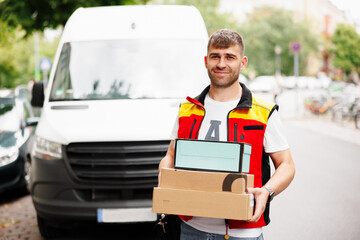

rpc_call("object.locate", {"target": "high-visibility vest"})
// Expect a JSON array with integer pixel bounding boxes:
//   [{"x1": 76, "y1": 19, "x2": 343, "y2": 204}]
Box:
[{"x1": 177, "y1": 83, "x2": 278, "y2": 229}]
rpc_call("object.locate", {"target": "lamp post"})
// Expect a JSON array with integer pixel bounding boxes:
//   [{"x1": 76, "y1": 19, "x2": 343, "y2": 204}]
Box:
[
  {"x1": 34, "y1": 32, "x2": 40, "y2": 81},
  {"x1": 274, "y1": 45, "x2": 282, "y2": 77},
  {"x1": 290, "y1": 41, "x2": 302, "y2": 118}
]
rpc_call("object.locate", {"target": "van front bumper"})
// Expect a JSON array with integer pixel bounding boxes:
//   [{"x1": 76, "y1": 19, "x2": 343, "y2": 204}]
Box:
[{"x1": 31, "y1": 156, "x2": 156, "y2": 222}]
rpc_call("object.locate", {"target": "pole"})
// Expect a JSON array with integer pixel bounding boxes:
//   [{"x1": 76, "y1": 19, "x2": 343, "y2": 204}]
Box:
[
  {"x1": 43, "y1": 71, "x2": 48, "y2": 86},
  {"x1": 275, "y1": 45, "x2": 282, "y2": 77},
  {"x1": 34, "y1": 32, "x2": 40, "y2": 81},
  {"x1": 294, "y1": 52, "x2": 299, "y2": 117},
  {"x1": 294, "y1": 52, "x2": 299, "y2": 78}
]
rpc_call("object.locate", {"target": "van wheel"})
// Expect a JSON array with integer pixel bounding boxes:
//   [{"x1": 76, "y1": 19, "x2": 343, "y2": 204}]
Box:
[
  {"x1": 37, "y1": 215, "x2": 65, "y2": 239},
  {"x1": 24, "y1": 157, "x2": 32, "y2": 193}
]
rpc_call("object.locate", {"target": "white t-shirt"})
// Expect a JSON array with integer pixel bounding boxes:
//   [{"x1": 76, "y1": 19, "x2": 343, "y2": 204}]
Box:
[{"x1": 170, "y1": 94, "x2": 289, "y2": 238}]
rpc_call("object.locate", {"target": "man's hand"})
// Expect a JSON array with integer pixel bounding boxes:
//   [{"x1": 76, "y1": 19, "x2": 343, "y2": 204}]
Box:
[
  {"x1": 158, "y1": 140, "x2": 175, "y2": 186},
  {"x1": 247, "y1": 187, "x2": 270, "y2": 223}
]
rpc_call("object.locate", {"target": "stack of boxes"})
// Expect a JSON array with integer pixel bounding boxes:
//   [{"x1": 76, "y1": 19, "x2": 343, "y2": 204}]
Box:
[{"x1": 152, "y1": 139, "x2": 254, "y2": 220}]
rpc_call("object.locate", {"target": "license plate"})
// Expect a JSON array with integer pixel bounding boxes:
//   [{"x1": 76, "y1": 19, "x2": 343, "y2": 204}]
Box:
[{"x1": 97, "y1": 208, "x2": 157, "y2": 223}]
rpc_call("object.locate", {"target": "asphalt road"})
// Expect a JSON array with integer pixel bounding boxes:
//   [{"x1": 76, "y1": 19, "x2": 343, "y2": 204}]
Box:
[
  {"x1": 1, "y1": 115, "x2": 360, "y2": 239},
  {"x1": 263, "y1": 118, "x2": 360, "y2": 240}
]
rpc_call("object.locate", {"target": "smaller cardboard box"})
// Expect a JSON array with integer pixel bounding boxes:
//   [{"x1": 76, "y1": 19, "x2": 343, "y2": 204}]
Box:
[
  {"x1": 159, "y1": 168, "x2": 254, "y2": 194},
  {"x1": 174, "y1": 139, "x2": 252, "y2": 173},
  {"x1": 152, "y1": 168, "x2": 254, "y2": 221}
]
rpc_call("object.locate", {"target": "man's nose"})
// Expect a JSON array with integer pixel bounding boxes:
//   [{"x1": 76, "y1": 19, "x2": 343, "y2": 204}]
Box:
[{"x1": 216, "y1": 58, "x2": 226, "y2": 69}]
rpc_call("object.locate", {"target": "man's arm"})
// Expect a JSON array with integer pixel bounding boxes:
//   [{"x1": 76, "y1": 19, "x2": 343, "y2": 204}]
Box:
[
  {"x1": 247, "y1": 148, "x2": 295, "y2": 222},
  {"x1": 158, "y1": 140, "x2": 176, "y2": 184}
]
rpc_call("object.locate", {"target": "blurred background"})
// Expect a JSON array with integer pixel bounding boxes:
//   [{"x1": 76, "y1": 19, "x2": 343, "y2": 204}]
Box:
[
  {"x1": 1, "y1": 0, "x2": 360, "y2": 123},
  {"x1": 1, "y1": 0, "x2": 360, "y2": 239}
]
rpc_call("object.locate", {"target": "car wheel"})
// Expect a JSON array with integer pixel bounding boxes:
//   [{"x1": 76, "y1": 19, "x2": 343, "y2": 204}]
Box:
[
  {"x1": 37, "y1": 214, "x2": 66, "y2": 239},
  {"x1": 24, "y1": 157, "x2": 32, "y2": 193}
]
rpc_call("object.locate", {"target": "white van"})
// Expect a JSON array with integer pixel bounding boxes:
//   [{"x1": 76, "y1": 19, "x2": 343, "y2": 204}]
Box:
[{"x1": 30, "y1": 5, "x2": 208, "y2": 238}]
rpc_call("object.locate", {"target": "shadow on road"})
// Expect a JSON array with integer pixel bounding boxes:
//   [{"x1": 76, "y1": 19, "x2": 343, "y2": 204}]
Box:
[
  {"x1": 56, "y1": 221, "x2": 158, "y2": 240},
  {"x1": 0, "y1": 188, "x2": 29, "y2": 205}
]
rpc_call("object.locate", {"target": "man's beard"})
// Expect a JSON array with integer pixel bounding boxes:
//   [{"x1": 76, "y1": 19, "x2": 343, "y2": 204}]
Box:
[{"x1": 208, "y1": 69, "x2": 239, "y2": 88}]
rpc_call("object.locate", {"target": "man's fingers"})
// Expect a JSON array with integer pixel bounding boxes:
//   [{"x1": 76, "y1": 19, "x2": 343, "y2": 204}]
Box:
[
  {"x1": 249, "y1": 205, "x2": 264, "y2": 222},
  {"x1": 246, "y1": 187, "x2": 268, "y2": 223}
]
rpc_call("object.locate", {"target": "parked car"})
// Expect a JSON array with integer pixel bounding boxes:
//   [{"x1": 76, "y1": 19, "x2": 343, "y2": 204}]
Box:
[
  {"x1": 248, "y1": 75, "x2": 282, "y2": 93},
  {"x1": 0, "y1": 86, "x2": 37, "y2": 194},
  {"x1": 30, "y1": 5, "x2": 209, "y2": 238}
]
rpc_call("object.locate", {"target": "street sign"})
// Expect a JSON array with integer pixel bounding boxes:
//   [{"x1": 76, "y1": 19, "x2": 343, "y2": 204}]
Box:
[
  {"x1": 290, "y1": 41, "x2": 302, "y2": 53},
  {"x1": 39, "y1": 57, "x2": 52, "y2": 72}
]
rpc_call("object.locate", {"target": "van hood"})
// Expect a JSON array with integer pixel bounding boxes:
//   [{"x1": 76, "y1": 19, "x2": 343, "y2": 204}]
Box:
[{"x1": 36, "y1": 99, "x2": 181, "y2": 144}]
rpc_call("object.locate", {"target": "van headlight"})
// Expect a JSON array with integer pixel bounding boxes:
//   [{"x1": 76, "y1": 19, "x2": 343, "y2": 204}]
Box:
[
  {"x1": 33, "y1": 136, "x2": 62, "y2": 160},
  {"x1": 0, "y1": 147, "x2": 19, "y2": 167}
]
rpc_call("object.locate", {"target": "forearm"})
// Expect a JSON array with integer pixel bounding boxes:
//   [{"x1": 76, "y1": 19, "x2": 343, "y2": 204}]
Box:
[
  {"x1": 158, "y1": 140, "x2": 175, "y2": 185},
  {"x1": 266, "y1": 149, "x2": 295, "y2": 196},
  {"x1": 248, "y1": 149, "x2": 295, "y2": 222},
  {"x1": 159, "y1": 154, "x2": 174, "y2": 171}
]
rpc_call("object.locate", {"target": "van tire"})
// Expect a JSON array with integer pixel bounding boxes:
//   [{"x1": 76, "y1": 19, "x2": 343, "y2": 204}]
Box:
[
  {"x1": 23, "y1": 156, "x2": 32, "y2": 194},
  {"x1": 37, "y1": 215, "x2": 65, "y2": 239}
]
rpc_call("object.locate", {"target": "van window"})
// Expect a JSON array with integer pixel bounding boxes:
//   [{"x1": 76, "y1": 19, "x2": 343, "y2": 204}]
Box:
[{"x1": 50, "y1": 40, "x2": 207, "y2": 101}]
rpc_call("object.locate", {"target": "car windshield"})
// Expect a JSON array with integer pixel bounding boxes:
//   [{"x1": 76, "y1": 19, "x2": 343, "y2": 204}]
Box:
[
  {"x1": 50, "y1": 39, "x2": 208, "y2": 101},
  {"x1": 0, "y1": 131, "x2": 17, "y2": 148},
  {"x1": 0, "y1": 99, "x2": 21, "y2": 132}
]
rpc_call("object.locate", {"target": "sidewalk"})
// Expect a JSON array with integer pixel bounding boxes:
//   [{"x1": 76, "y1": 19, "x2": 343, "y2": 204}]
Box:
[
  {"x1": 283, "y1": 113, "x2": 360, "y2": 146},
  {"x1": 0, "y1": 192, "x2": 41, "y2": 240}
]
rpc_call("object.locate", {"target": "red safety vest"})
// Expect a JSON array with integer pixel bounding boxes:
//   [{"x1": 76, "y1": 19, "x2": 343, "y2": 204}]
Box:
[{"x1": 177, "y1": 83, "x2": 278, "y2": 229}]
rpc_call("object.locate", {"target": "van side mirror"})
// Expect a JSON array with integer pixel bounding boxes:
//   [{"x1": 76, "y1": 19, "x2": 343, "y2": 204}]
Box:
[{"x1": 31, "y1": 81, "x2": 45, "y2": 107}]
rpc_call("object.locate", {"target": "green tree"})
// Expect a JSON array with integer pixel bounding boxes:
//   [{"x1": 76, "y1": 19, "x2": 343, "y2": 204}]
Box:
[
  {"x1": 330, "y1": 24, "x2": 360, "y2": 74},
  {"x1": 0, "y1": 26, "x2": 59, "y2": 89},
  {"x1": 0, "y1": 0, "x2": 148, "y2": 37},
  {"x1": 237, "y1": 7, "x2": 320, "y2": 76}
]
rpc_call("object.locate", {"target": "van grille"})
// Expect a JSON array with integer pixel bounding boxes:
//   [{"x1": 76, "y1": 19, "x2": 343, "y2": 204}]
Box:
[{"x1": 64, "y1": 141, "x2": 169, "y2": 188}]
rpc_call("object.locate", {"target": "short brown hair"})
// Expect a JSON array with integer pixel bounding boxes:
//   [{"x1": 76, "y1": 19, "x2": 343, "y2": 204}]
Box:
[{"x1": 207, "y1": 29, "x2": 245, "y2": 56}]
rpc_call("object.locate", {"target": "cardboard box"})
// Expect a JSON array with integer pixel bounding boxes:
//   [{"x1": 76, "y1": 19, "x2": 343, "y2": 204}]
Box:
[
  {"x1": 153, "y1": 188, "x2": 254, "y2": 220},
  {"x1": 174, "y1": 139, "x2": 252, "y2": 173},
  {"x1": 152, "y1": 168, "x2": 254, "y2": 221},
  {"x1": 160, "y1": 168, "x2": 254, "y2": 194}
]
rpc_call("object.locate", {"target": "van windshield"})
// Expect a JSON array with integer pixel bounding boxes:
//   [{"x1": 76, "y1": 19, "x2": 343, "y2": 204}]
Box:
[{"x1": 50, "y1": 40, "x2": 208, "y2": 101}]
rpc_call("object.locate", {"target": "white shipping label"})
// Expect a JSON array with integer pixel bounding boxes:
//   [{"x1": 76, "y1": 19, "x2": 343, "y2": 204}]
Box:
[{"x1": 97, "y1": 208, "x2": 157, "y2": 223}]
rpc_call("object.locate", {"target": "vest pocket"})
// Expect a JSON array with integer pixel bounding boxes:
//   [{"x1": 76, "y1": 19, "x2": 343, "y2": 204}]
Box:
[
  {"x1": 234, "y1": 123, "x2": 238, "y2": 142},
  {"x1": 243, "y1": 125, "x2": 264, "y2": 130},
  {"x1": 189, "y1": 119, "x2": 197, "y2": 139}
]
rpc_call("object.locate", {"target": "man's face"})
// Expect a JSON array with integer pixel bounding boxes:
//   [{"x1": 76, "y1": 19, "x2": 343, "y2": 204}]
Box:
[{"x1": 205, "y1": 44, "x2": 247, "y2": 88}]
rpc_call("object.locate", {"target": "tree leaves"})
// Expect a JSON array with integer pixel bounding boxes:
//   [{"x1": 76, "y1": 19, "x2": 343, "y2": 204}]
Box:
[
  {"x1": 330, "y1": 24, "x2": 360, "y2": 74},
  {"x1": 237, "y1": 7, "x2": 320, "y2": 76},
  {"x1": 0, "y1": 0, "x2": 149, "y2": 37}
]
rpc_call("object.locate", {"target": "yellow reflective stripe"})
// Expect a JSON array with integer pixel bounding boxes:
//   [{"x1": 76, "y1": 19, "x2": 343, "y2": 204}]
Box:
[
  {"x1": 229, "y1": 108, "x2": 268, "y2": 125},
  {"x1": 252, "y1": 94, "x2": 275, "y2": 111},
  {"x1": 229, "y1": 96, "x2": 275, "y2": 125},
  {"x1": 179, "y1": 102, "x2": 205, "y2": 117}
]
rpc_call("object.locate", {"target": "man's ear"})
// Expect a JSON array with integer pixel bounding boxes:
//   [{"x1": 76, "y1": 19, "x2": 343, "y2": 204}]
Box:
[
  {"x1": 204, "y1": 56, "x2": 208, "y2": 68},
  {"x1": 240, "y1": 56, "x2": 248, "y2": 71}
]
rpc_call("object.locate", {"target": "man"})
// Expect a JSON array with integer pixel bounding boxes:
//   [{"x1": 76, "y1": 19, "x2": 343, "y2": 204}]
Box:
[{"x1": 159, "y1": 29, "x2": 295, "y2": 240}]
